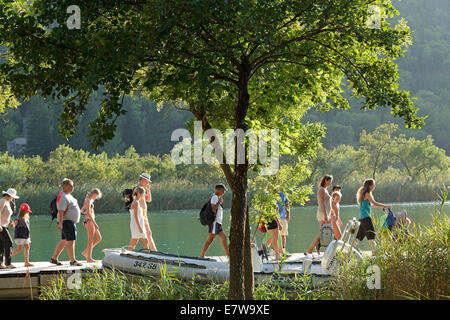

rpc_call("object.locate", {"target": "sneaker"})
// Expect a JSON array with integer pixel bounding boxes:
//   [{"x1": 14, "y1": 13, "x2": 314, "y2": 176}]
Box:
[
  {"x1": 49, "y1": 258, "x2": 62, "y2": 266},
  {"x1": 70, "y1": 260, "x2": 82, "y2": 266}
]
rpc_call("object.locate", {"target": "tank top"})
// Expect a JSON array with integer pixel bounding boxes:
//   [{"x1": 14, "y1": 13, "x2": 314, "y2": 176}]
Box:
[
  {"x1": 359, "y1": 199, "x2": 371, "y2": 219},
  {"x1": 317, "y1": 187, "x2": 332, "y2": 221}
]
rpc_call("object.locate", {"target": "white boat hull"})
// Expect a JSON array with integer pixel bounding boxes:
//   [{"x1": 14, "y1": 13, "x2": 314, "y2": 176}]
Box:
[{"x1": 102, "y1": 248, "x2": 331, "y2": 286}]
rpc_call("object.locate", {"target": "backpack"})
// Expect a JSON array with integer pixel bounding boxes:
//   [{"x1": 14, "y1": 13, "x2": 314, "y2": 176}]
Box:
[
  {"x1": 122, "y1": 188, "x2": 134, "y2": 210},
  {"x1": 199, "y1": 200, "x2": 216, "y2": 226},
  {"x1": 319, "y1": 223, "x2": 333, "y2": 247},
  {"x1": 49, "y1": 192, "x2": 62, "y2": 221}
]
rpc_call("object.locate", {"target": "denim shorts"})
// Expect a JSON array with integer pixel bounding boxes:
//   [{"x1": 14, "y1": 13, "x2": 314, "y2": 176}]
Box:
[{"x1": 61, "y1": 220, "x2": 77, "y2": 241}]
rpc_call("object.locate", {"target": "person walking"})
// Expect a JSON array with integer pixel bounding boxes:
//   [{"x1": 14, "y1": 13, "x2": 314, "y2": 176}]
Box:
[
  {"x1": 200, "y1": 184, "x2": 230, "y2": 258},
  {"x1": 0, "y1": 188, "x2": 19, "y2": 269},
  {"x1": 134, "y1": 173, "x2": 156, "y2": 251},
  {"x1": 353, "y1": 179, "x2": 392, "y2": 252},
  {"x1": 128, "y1": 187, "x2": 149, "y2": 251},
  {"x1": 50, "y1": 178, "x2": 82, "y2": 266},
  {"x1": 274, "y1": 188, "x2": 289, "y2": 254},
  {"x1": 81, "y1": 188, "x2": 102, "y2": 263},
  {"x1": 11, "y1": 203, "x2": 33, "y2": 267},
  {"x1": 331, "y1": 191, "x2": 343, "y2": 240},
  {"x1": 305, "y1": 175, "x2": 333, "y2": 255}
]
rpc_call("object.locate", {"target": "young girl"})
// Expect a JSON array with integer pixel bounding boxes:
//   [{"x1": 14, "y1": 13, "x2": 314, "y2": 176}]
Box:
[
  {"x1": 11, "y1": 203, "x2": 33, "y2": 267},
  {"x1": 81, "y1": 188, "x2": 102, "y2": 263},
  {"x1": 353, "y1": 179, "x2": 392, "y2": 252},
  {"x1": 128, "y1": 187, "x2": 149, "y2": 250},
  {"x1": 331, "y1": 191, "x2": 343, "y2": 240}
]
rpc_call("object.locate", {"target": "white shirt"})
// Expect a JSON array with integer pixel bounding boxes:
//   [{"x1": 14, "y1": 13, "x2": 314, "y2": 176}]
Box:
[
  {"x1": 0, "y1": 198, "x2": 13, "y2": 227},
  {"x1": 211, "y1": 194, "x2": 223, "y2": 225}
]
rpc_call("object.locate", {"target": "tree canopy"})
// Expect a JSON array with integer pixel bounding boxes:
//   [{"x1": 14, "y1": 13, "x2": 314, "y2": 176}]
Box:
[{"x1": 0, "y1": 0, "x2": 424, "y2": 299}]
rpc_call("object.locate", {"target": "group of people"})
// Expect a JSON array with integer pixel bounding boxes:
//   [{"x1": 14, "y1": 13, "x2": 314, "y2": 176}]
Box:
[
  {"x1": 0, "y1": 172, "x2": 404, "y2": 268},
  {"x1": 0, "y1": 172, "x2": 158, "y2": 268},
  {"x1": 304, "y1": 175, "x2": 394, "y2": 255},
  {"x1": 249, "y1": 175, "x2": 396, "y2": 261}
]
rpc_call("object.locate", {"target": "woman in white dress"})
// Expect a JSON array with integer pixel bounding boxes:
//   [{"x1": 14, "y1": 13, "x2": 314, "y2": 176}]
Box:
[
  {"x1": 305, "y1": 175, "x2": 333, "y2": 255},
  {"x1": 128, "y1": 187, "x2": 149, "y2": 250}
]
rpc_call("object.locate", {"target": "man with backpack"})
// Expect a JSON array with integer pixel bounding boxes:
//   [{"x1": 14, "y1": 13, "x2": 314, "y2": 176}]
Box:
[
  {"x1": 199, "y1": 184, "x2": 230, "y2": 258},
  {"x1": 50, "y1": 178, "x2": 82, "y2": 266}
]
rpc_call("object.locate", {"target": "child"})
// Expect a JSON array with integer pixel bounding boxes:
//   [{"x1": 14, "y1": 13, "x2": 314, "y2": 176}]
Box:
[
  {"x1": 81, "y1": 188, "x2": 103, "y2": 263},
  {"x1": 128, "y1": 187, "x2": 149, "y2": 251},
  {"x1": 331, "y1": 191, "x2": 343, "y2": 240},
  {"x1": 11, "y1": 203, "x2": 33, "y2": 267}
]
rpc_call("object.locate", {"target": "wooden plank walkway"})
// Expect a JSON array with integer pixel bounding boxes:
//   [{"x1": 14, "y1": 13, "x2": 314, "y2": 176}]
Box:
[{"x1": 0, "y1": 260, "x2": 102, "y2": 299}]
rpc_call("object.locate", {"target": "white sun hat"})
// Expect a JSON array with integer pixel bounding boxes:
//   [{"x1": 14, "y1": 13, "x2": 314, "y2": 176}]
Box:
[{"x1": 2, "y1": 188, "x2": 19, "y2": 199}]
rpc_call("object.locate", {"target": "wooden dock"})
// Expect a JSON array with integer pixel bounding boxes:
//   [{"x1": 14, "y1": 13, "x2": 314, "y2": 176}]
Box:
[{"x1": 0, "y1": 260, "x2": 102, "y2": 299}]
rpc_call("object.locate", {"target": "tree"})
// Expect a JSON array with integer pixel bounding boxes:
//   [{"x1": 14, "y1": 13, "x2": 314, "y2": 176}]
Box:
[
  {"x1": 0, "y1": 0, "x2": 424, "y2": 299},
  {"x1": 357, "y1": 123, "x2": 398, "y2": 179}
]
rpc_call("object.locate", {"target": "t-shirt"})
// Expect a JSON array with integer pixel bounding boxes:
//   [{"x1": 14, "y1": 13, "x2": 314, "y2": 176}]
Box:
[
  {"x1": 276, "y1": 192, "x2": 289, "y2": 219},
  {"x1": 210, "y1": 194, "x2": 223, "y2": 225},
  {"x1": 57, "y1": 192, "x2": 81, "y2": 223},
  {"x1": 14, "y1": 216, "x2": 30, "y2": 239},
  {"x1": 0, "y1": 198, "x2": 13, "y2": 227}
]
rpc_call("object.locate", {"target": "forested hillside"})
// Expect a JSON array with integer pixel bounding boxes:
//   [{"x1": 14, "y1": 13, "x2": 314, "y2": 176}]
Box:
[{"x1": 0, "y1": 0, "x2": 449, "y2": 156}]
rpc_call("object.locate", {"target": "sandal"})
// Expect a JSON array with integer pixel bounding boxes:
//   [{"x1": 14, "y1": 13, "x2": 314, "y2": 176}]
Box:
[
  {"x1": 70, "y1": 260, "x2": 82, "y2": 266},
  {"x1": 50, "y1": 258, "x2": 62, "y2": 266}
]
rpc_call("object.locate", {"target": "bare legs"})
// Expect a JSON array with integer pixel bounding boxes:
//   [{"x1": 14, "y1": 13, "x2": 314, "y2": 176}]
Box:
[
  {"x1": 82, "y1": 221, "x2": 102, "y2": 262},
  {"x1": 128, "y1": 238, "x2": 148, "y2": 251},
  {"x1": 52, "y1": 240, "x2": 76, "y2": 262},
  {"x1": 11, "y1": 244, "x2": 33, "y2": 267},
  {"x1": 200, "y1": 231, "x2": 229, "y2": 258},
  {"x1": 144, "y1": 218, "x2": 157, "y2": 251}
]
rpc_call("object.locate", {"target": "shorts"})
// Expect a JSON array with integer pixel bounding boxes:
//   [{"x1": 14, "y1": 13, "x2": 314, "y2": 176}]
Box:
[
  {"x1": 208, "y1": 222, "x2": 223, "y2": 235},
  {"x1": 61, "y1": 220, "x2": 77, "y2": 241},
  {"x1": 267, "y1": 220, "x2": 278, "y2": 231},
  {"x1": 15, "y1": 238, "x2": 31, "y2": 246},
  {"x1": 356, "y1": 217, "x2": 376, "y2": 241},
  {"x1": 279, "y1": 219, "x2": 288, "y2": 236}
]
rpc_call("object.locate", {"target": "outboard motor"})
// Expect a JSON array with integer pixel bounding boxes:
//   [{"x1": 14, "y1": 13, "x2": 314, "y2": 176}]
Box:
[{"x1": 322, "y1": 218, "x2": 363, "y2": 273}]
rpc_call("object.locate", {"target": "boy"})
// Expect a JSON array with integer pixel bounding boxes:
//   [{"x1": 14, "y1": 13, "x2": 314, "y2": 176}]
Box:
[{"x1": 200, "y1": 184, "x2": 230, "y2": 258}]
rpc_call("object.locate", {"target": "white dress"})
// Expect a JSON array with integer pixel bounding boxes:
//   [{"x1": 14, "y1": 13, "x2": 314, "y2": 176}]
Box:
[
  {"x1": 130, "y1": 205, "x2": 147, "y2": 239},
  {"x1": 316, "y1": 187, "x2": 332, "y2": 222}
]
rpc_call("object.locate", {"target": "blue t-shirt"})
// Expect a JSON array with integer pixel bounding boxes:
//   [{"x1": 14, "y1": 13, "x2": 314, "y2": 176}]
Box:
[{"x1": 276, "y1": 192, "x2": 289, "y2": 219}]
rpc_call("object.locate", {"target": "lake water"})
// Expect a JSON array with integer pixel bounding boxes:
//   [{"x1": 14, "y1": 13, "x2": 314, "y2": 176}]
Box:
[{"x1": 8, "y1": 202, "x2": 448, "y2": 263}]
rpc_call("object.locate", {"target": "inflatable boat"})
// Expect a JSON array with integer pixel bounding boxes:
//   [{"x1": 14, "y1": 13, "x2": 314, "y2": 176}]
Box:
[{"x1": 102, "y1": 218, "x2": 363, "y2": 286}]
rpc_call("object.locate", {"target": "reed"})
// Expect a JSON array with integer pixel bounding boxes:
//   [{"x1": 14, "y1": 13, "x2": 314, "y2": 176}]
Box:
[
  {"x1": 38, "y1": 266, "x2": 328, "y2": 300},
  {"x1": 329, "y1": 208, "x2": 449, "y2": 300}
]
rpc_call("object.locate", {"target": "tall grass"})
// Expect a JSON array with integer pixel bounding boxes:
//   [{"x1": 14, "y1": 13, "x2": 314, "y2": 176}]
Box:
[
  {"x1": 329, "y1": 207, "x2": 449, "y2": 300},
  {"x1": 39, "y1": 266, "x2": 329, "y2": 300}
]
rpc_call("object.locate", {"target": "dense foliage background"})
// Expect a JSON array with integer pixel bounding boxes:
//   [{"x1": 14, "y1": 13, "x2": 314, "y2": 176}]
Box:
[{"x1": 0, "y1": 0, "x2": 449, "y2": 214}]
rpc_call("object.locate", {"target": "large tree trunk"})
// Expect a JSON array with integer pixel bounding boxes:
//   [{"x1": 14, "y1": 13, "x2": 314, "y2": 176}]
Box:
[
  {"x1": 228, "y1": 66, "x2": 251, "y2": 300},
  {"x1": 228, "y1": 166, "x2": 248, "y2": 299}
]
